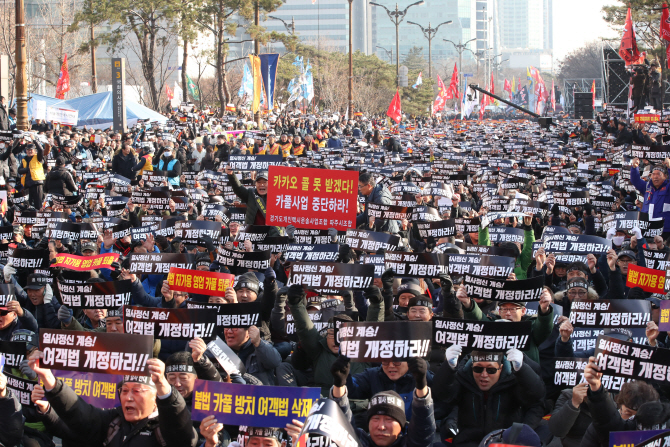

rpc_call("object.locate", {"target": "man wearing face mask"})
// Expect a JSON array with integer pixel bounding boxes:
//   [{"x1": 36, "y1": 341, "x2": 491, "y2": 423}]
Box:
[
  {"x1": 630, "y1": 158, "x2": 670, "y2": 239},
  {"x1": 157, "y1": 146, "x2": 182, "y2": 187}
]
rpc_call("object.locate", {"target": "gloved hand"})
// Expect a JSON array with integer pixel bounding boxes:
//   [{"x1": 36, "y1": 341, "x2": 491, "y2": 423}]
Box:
[
  {"x1": 330, "y1": 355, "x2": 351, "y2": 387},
  {"x1": 381, "y1": 268, "x2": 395, "y2": 291},
  {"x1": 364, "y1": 286, "x2": 383, "y2": 304},
  {"x1": 263, "y1": 266, "x2": 276, "y2": 279},
  {"x1": 57, "y1": 305, "x2": 73, "y2": 325},
  {"x1": 20, "y1": 358, "x2": 37, "y2": 380},
  {"x1": 287, "y1": 284, "x2": 305, "y2": 306},
  {"x1": 44, "y1": 284, "x2": 53, "y2": 304},
  {"x1": 337, "y1": 244, "x2": 351, "y2": 263},
  {"x1": 426, "y1": 236, "x2": 436, "y2": 251},
  {"x1": 19, "y1": 359, "x2": 37, "y2": 380},
  {"x1": 439, "y1": 272, "x2": 453, "y2": 290},
  {"x1": 286, "y1": 224, "x2": 296, "y2": 239},
  {"x1": 606, "y1": 227, "x2": 616, "y2": 241},
  {"x1": 506, "y1": 348, "x2": 523, "y2": 372},
  {"x1": 3, "y1": 263, "x2": 15, "y2": 283},
  {"x1": 446, "y1": 344, "x2": 462, "y2": 370},
  {"x1": 198, "y1": 235, "x2": 216, "y2": 253},
  {"x1": 407, "y1": 357, "x2": 428, "y2": 390},
  {"x1": 328, "y1": 227, "x2": 338, "y2": 243},
  {"x1": 631, "y1": 227, "x2": 643, "y2": 240}
]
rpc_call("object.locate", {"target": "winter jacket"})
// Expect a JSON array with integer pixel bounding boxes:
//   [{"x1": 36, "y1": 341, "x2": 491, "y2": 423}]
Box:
[
  {"x1": 285, "y1": 296, "x2": 371, "y2": 395},
  {"x1": 356, "y1": 183, "x2": 399, "y2": 233},
  {"x1": 478, "y1": 224, "x2": 535, "y2": 279},
  {"x1": 432, "y1": 358, "x2": 546, "y2": 447},
  {"x1": 44, "y1": 166, "x2": 77, "y2": 196},
  {"x1": 585, "y1": 385, "x2": 641, "y2": 447},
  {"x1": 548, "y1": 389, "x2": 592, "y2": 447},
  {"x1": 331, "y1": 387, "x2": 436, "y2": 447},
  {"x1": 227, "y1": 172, "x2": 272, "y2": 227},
  {"x1": 0, "y1": 104, "x2": 9, "y2": 131},
  {"x1": 44, "y1": 380, "x2": 198, "y2": 447},
  {"x1": 0, "y1": 389, "x2": 24, "y2": 447},
  {"x1": 630, "y1": 166, "x2": 670, "y2": 232},
  {"x1": 231, "y1": 338, "x2": 282, "y2": 385},
  {"x1": 111, "y1": 151, "x2": 138, "y2": 180},
  {"x1": 347, "y1": 366, "x2": 435, "y2": 421}
]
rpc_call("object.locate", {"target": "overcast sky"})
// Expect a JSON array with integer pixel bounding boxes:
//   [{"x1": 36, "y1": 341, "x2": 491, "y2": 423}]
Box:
[{"x1": 553, "y1": 0, "x2": 620, "y2": 62}]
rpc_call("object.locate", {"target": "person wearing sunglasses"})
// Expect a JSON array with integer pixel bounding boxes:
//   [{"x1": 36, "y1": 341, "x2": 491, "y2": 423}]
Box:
[
  {"x1": 433, "y1": 348, "x2": 546, "y2": 447},
  {"x1": 0, "y1": 296, "x2": 37, "y2": 343}
]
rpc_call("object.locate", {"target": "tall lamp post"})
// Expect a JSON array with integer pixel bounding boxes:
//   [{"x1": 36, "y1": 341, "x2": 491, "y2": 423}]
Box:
[
  {"x1": 15, "y1": 0, "x2": 28, "y2": 130},
  {"x1": 464, "y1": 46, "x2": 491, "y2": 77},
  {"x1": 406, "y1": 20, "x2": 452, "y2": 78},
  {"x1": 370, "y1": 1, "x2": 425, "y2": 88},
  {"x1": 443, "y1": 38, "x2": 475, "y2": 92},
  {"x1": 268, "y1": 15, "x2": 296, "y2": 35},
  {"x1": 347, "y1": 0, "x2": 353, "y2": 118},
  {"x1": 376, "y1": 45, "x2": 393, "y2": 63}
]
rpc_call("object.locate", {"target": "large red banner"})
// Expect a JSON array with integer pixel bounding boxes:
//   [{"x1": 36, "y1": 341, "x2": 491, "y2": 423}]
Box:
[
  {"x1": 626, "y1": 263, "x2": 666, "y2": 294},
  {"x1": 266, "y1": 166, "x2": 358, "y2": 231},
  {"x1": 53, "y1": 253, "x2": 119, "y2": 271},
  {"x1": 167, "y1": 267, "x2": 235, "y2": 297}
]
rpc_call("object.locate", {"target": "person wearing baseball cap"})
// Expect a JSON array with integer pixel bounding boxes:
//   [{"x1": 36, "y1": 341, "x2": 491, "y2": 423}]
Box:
[
  {"x1": 326, "y1": 355, "x2": 435, "y2": 447},
  {"x1": 223, "y1": 164, "x2": 276, "y2": 233}
]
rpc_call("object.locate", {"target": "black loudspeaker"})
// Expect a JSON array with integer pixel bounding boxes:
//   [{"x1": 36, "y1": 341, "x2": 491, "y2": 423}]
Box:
[
  {"x1": 574, "y1": 92, "x2": 593, "y2": 119},
  {"x1": 604, "y1": 48, "x2": 629, "y2": 107}
]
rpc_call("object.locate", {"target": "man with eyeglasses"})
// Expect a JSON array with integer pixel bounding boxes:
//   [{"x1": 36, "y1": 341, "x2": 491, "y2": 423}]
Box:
[
  {"x1": 433, "y1": 349, "x2": 546, "y2": 447},
  {"x1": 27, "y1": 353, "x2": 198, "y2": 447},
  {"x1": 457, "y1": 285, "x2": 553, "y2": 364}
]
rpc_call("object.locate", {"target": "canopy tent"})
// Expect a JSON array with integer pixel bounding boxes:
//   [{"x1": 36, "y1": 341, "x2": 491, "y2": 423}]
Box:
[
  {"x1": 15, "y1": 91, "x2": 168, "y2": 129},
  {"x1": 58, "y1": 92, "x2": 168, "y2": 129}
]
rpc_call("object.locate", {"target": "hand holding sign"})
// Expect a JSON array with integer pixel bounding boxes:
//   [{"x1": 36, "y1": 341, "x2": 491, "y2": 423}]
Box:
[
  {"x1": 201, "y1": 415, "x2": 224, "y2": 447},
  {"x1": 146, "y1": 358, "x2": 170, "y2": 396},
  {"x1": 190, "y1": 337, "x2": 207, "y2": 362},
  {"x1": 584, "y1": 356, "x2": 602, "y2": 392},
  {"x1": 647, "y1": 321, "x2": 660, "y2": 347},
  {"x1": 31, "y1": 384, "x2": 49, "y2": 413},
  {"x1": 27, "y1": 350, "x2": 56, "y2": 391}
]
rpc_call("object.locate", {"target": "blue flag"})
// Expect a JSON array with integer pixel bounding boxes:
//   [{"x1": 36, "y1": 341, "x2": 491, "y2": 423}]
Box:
[{"x1": 259, "y1": 54, "x2": 279, "y2": 111}]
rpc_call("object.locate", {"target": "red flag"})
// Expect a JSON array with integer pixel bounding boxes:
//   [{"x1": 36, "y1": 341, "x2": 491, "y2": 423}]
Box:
[
  {"x1": 550, "y1": 80, "x2": 556, "y2": 112},
  {"x1": 661, "y1": 4, "x2": 670, "y2": 41},
  {"x1": 165, "y1": 84, "x2": 174, "y2": 101},
  {"x1": 490, "y1": 73, "x2": 495, "y2": 96},
  {"x1": 445, "y1": 63, "x2": 459, "y2": 100},
  {"x1": 592, "y1": 79, "x2": 596, "y2": 108},
  {"x1": 387, "y1": 90, "x2": 402, "y2": 123},
  {"x1": 619, "y1": 7, "x2": 641, "y2": 65},
  {"x1": 433, "y1": 75, "x2": 447, "y2": 114},
  {"x1": 503, "y1": 79, "x2": 512, "y2": 100},
  {"x1": 55, "y1": 54, "x2": 70, "y2": 100}
]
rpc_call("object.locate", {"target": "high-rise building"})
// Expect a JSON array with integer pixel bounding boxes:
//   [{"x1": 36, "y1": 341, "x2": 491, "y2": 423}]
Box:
[{"x1": 496, "y1": 0, "x2": 551, "y2": 50}]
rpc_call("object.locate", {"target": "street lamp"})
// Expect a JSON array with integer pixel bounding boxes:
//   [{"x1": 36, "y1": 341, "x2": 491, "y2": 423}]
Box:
[
  {"x1": 444, "y1": 37, "x2": 475, "y2": 93},
  {"x1": 406, "y1": 20, "x2": 452, "y2": 78},
  {"x1": 348, "y1": 0, "x2": 353, "y2": 119},
  {"x1": 464, "y1": 46, "x2": 491, "y2": 77},
  {"x1": 268, "y1": 15, "x2": 296, "y2": 35},
  {"x1": 376, "y1": 45, "x2": 393, "y2": 63},
  {"x1": 370, "y1": 1, "x2": 425, "y2": 88}
]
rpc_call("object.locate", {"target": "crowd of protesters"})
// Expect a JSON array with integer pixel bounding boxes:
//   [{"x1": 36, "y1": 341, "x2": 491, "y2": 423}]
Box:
[{"x1": 0, "y1": 103, "x2": 668, "y2": 447}]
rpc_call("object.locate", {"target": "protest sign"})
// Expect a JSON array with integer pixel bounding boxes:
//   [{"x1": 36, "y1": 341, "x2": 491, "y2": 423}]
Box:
[
  {"x1": 295, "y1": 398, "x2": 360, "y2": 447},
  {"x1": 206, "y1": 336, "x2": 246, "y2": 375},
  {"x1": 52, "y1": 253, "x2": 119, "y2": 271},
  {"x1": 216, "y1": 246, "x2": 271, "y2": 270},
  {"x1": 553, "y1": 358, "x2": 632, "y2": 392},
  {"x1": 625, "y1": 264, "x2": 667, "y2": 294},
  {"x1": 464, "y1": 274, "x2": 544, "y2": 302},
  {"x1": 293, "y1": 229, "x2": 347, "y2": 245},
  {"x1": 0, "y1": 340, "x2": 26, "y2": 368},
  {"x1": 416, "y1": 220, "x2": 456, "y2": 238},
  {"x1": 167, "y1": 267, "x2": 234, "y2": 297},
  {"x1": 609, "y1": 431, "x2": 670, "y2": 447},
  {"x1": 363, "y1": 254, "x2": 386, "y2": 278},
  {"x1": 543, "y1": 234, "x2": 611, "y2": 254},
  {"x1": 367, "y1": 203, "x2": 413, "y2": 221},
  {"x1": 57, "y1": 279, "x2": 132, "y2": 309},
  {"x1": 8, "y1": 248, "x2": 50, "y2": 270},
  {"x1": 594, "y1": 335, "x2": 670, "y2": 385},
  {"x1": 569, "y1": 299, "x2": 651, "y2": 328},
  {"x1": 345, "y1": 229, "x2": 400, "y2": 252},
  {"x1": 229, "y1": 154, "x2": 283, "y2": 171},
  {"x1": 384, "y1": 251, "x2": 448, "y2": 277},
  {"x1": 131, "y1": 190, "x2": 171, "y2": 209},
  {"x1": 190, "y1": 381, "x2": 321, "y2": 426},
  {"x1": 5, "y1": 371, "x2": 37, "y2": 407},
  {"x1": 253, "y1": 236, "x2": 291, "y2": 253},
  {"x1": 287, "y1": 262, "x2": 374, "y2": 291},
  {"x1": 446, "y1": 253, "x2": 515, "y2": 279},
  {"x1": 488, "y1": 226, "x2": 525, "y2": 244},
  {"x1": 186, "y1": 301, "x2": 263, "y2": 329},
  {"x1": 266, "y1": 166, "x2": 358, "y2": 230},
  {"x1": 283, "y1": 244, "x2": 339, "y2": 262},
  {"x1": 338, "y1": 321, "x2": 432, "y2": 362},
  {"x1": 129, "y1": 253, "x2": 195, "y2": 275},
  {"x1": 124, "y1": 306, "x2": 217, "y2": 340},
  {"x1": 51, "y1": 370, "x2": 120, "y2": 408},
  {"x1": 48, "y1": 221, "x2": 98, "y2": 240},
  {"x1": 174, "y1": 220, "x2": 222, "y2": 244},
  {"x1": 39, "y1": 329, "x2": 153, "y2": 375},
  {"x1": 0, "y1": 284, "x2": 15, "y2": 306},
  {"x1": 433, "y1": 317, "x2": 532, "y2": 351}
]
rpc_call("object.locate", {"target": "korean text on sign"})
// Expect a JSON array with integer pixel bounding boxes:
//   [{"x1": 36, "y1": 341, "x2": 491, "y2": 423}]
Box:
[{"x1": 266, "y1": 166, "x2": 358, "y2": 231}]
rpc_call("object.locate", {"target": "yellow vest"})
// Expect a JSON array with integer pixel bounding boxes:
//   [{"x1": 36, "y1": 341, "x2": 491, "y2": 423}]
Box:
[
  {"x1": 281, "y1": 142, "x2": 292, "y2": 158},
  {"x1": 21, "y1": 156, "x2": 45, "y2": 186},
  {"x1": 267, "y1": 143, "x2": 280, "y2": 155},
  {"x1": 139, "y1": 154, "x2": 153, "y2": 174},
  {"x1": 293, "y1": 144, "x2": 305, "y2": 156}
]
